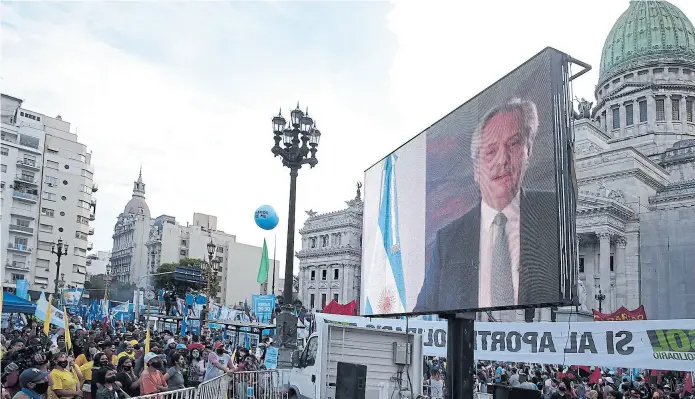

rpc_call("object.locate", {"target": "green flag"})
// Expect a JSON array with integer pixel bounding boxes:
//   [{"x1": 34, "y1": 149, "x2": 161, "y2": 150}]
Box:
[{"x1": 257, "y1": 238, "x2": 269, "y2": 284}]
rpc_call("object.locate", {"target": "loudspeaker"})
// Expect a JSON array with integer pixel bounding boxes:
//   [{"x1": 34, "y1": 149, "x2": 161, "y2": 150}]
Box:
[
  {"x1": 335, "y1": 362, "x2": 367, "y2": 399},
  {"x1": 492, "y1": 384, "x2": 541, "y2": 399}
]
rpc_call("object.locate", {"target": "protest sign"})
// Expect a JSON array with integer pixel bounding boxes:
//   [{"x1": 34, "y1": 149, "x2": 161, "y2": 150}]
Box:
[{"x1": 314, "y1": 314, "x2": 695, "y2": 371}]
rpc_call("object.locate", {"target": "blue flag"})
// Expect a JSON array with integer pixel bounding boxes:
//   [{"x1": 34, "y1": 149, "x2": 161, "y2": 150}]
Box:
[{"x1": 364, "y1": 154, "x2": 406, "y2": 314}]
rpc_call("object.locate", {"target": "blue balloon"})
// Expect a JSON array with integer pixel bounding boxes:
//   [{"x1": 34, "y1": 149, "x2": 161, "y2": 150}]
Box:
[{"x1": 254, "y1": 205, "x2": 279, "y2": 230}]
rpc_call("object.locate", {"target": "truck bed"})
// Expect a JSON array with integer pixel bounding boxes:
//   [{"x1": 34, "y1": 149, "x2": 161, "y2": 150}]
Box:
[{"x1": 321, "y1": 324, "x2": 423, "y2": 399}]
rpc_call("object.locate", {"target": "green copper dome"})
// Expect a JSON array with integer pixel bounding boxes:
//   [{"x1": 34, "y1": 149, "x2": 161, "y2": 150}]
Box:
[{"x1": 599, "y1": 0, "x2": 695, "y2": 84}]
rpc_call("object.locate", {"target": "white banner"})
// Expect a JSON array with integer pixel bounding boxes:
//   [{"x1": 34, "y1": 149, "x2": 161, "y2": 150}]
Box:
[{"x1": 314, "y1": 314, "x2": 695, "y2": 371}]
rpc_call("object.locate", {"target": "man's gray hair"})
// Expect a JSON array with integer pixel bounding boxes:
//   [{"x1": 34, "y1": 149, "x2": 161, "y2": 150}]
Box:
[{"x1": 470, "y1": 98, "x2": 539, "y2": 161}]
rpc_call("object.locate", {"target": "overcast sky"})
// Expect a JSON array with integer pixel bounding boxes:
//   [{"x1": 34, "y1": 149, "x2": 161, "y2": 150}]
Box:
[{"x1": 2, "y1": 0, "x2": 694, "y2": 276}]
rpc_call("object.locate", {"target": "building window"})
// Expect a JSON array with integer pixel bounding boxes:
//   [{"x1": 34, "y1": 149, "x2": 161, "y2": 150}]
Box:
[
  {"x1": 672, "y1": 99, "x2": 681, "y2": 121},
  {"x1": 0, "y1": 147, "x2": 7, "y2": 156},
  {"x1": 639, "y1": 100, "x2": 648, "y2": 122},
  {"x1": 46, "y1": 160, "x2": 58, "y2": 169},
  {"x1": 41, "y1": 208, "x2": 54, "y2": 217},
  {"x1": 579, "y1": 257, "x2": 585, "y2": 273},
  {"x1": 75, "y1": 231, "x2": 88, "y2": 240},
  {"x1": 310, "y1": 237, "x2": 316, "y2": 249},
  {"x1": 333, "y1": 269, "x2": 339, "y2": 280},
  {"x1": 321, "y1": 294, "x2": 327, "y2": 308},
  {"x1": 310, "y1": 270, "x2": 315, "y2": 280},
  {"x1": 321, "y1": 235, "x2": 329, "y2": 247},
  {"x1": 610, "y1": 255, "x2": 614, "y2": 272},
  {"x1": 310, "y1": 294, "x2": 315, "y2": 308},
  {"x1": 601, "y1": 111, "x2": 607, "y2": 131},
  {"x1": 321, "y1": 270, "x2": 327, "y2": 280},
  {"x1": 11, "y1": 274, "x2": 24, "y2": 282},
  {"x1": 333, "y1": 294, "x2": 339, "y2": 302},
  {"x1": 42, "y1": 192, "x2": 56, "y2": 201},
  {"x1": 1, "y1": 164, "x2": 6, "y2": 173},
  {"x1": 687, "y1": 99, "x2": 693, "y2": 122},
  {"x1": 16, "y1": 219, "x2": 30, "y2": 228},
  {"x1": 612, "y1": 108, "x2": 620, "y2": 129},
  {"x1": 44, "y1": 176, "x2": 57, "y2": 186},
  {"x1": 40, "y1": 224, "x2": 53, "y2": 233},
  {"x1": 216, "y1": 247, "x2": 224, "y2": 253},
  {"x1": 656, "y1": 99, "x2": 665, "y2": 121},
  {"x1": 625, "y1": 104, "x2": 634, "y2": 126}
]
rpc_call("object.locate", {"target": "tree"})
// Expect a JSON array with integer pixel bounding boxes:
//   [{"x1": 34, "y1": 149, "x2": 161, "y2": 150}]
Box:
[
  {"x1": 84, "y1": 275, "x2": 135, "y2": 303},
  {"x1": 152, "y1": 258, "x2": 220, "y2": 298}
]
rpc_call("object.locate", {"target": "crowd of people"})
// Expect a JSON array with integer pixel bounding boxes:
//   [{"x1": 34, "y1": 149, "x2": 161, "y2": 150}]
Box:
[
  {"x1": 0, "y1": 318, "x2": 271, "y2": 399},
  {"x1": 421, "y1": 357, "x2": 693, "y2": 399}
]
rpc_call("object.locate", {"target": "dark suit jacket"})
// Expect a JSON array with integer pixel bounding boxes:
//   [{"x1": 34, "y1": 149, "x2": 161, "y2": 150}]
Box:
[{"x1": 414, "y1": 190, "x2": 559, "y2": 313}]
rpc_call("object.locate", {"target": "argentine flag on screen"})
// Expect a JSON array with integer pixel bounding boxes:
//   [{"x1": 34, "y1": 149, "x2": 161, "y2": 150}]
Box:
[{"x1": 365, "y1": 154, "x2": 407, "y2": 315}]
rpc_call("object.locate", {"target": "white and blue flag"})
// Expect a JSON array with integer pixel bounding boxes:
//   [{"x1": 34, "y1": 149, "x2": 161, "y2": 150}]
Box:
[{"x1": 365, "y1": 154, "x2": 407, "y2": 315}]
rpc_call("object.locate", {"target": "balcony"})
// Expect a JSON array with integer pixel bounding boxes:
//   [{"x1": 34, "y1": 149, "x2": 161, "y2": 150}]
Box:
[
  {"x1": 16, "y1": 158, "x2": 40, "y2": 170},
  {"x1": 89, "y1": 213, "x2": 95, "y2": 221},
  {"x1": 15, "y1": 174, "x2": 37, "y2": 185},
  {"x1": 1, "y1": 133, "x2": 18, "y2": 144},
  {"x1": 88, "y1": 227, "x2": 95, "y2": 235},
  {"x1": 9, "y1": 224, "x2": 33, "y2": 235},
  {"x1": 86, "y1": 258, "x2": 92, "y2": 266},
  {"x1": 91, "y1": 198, "x2": 97, "y2": 206},
  {"x1": 7, "y1": 261, "x2": 30, "y2": 272},
  {"x1": 87, "y1": 253, "x2": 98, "y2": 260},
  {"x1": 7, "y1": 243, "x2": 32, "y2": 253},
  {"x1": 87, "y1": 242, "x2": 93, "y2": 251},
  {"x1": 92, "y1": 184, "x2": 99, "y2": 192},
  {"x1": 12, "y1": 191, "x2": 38, "y2": 203}
]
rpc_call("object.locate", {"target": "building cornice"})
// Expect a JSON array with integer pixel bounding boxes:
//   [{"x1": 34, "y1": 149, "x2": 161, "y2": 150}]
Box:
[
  {"x1": 296, "y1": 245, "x2": 361, "y2": 259},
  {"x1": 594, "y1": 82, "x2": 695, "y2": 115}
]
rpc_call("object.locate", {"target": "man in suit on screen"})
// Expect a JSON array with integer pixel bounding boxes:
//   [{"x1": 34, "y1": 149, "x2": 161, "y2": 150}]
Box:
[{"x1": 415, "y1": 97, "x2": 559, "y2": 313}]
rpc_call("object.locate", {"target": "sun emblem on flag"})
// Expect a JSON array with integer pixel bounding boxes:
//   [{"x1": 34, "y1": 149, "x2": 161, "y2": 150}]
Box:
[{"x1": 378, "y1": 287, "x2": 398, "y2": 313}]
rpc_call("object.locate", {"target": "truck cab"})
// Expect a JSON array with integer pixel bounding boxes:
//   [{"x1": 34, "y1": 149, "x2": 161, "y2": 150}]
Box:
[{"x1": 286, "y1": 323, "x2": 423, "y2": 399}]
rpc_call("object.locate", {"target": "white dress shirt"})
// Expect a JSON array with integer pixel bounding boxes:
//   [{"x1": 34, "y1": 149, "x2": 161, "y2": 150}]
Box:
[{"x1": 478, "y1": 194, "x2": 521, "y2": 307}]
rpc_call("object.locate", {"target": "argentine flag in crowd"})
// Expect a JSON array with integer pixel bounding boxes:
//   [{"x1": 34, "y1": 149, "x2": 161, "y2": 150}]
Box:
[{"x1": 364, "y1": 154, "x2": 406, "y2": 315}]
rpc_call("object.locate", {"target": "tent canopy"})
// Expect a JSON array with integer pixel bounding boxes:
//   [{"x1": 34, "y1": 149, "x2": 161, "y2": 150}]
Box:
[{"x1": 2, "y1": 291, "x2": 36, "y2": 314}]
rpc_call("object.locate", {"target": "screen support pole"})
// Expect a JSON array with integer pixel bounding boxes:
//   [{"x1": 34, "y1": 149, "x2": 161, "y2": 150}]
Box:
[{"x1": 443, "y1": 312, "x2": 476, "y2": 399}]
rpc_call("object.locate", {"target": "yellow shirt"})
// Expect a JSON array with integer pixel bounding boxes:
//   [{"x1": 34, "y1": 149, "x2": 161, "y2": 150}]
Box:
[
  {"x1": 75, "y1": 353, "x2": 88, "y2": 367},
  {"x1": 49, "y1": 368, "x2": 78, "y2": 399},
  {"x1": 79, "y1": 361, "x2": 94, "y2": 382},
  {"x1": 111, "y1": 355, "x2": 118, "y2": 366}
]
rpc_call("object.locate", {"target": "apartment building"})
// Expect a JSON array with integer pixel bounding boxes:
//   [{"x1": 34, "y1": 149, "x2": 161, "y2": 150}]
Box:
[{"x1": 1, "y1": 94, "x2": 97, "y2": 295}]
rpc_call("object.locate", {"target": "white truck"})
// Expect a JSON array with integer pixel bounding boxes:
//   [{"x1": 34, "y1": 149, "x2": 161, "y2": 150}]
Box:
[{"x1": 287, "y1": 323, "x2": 424, "y2": 399}]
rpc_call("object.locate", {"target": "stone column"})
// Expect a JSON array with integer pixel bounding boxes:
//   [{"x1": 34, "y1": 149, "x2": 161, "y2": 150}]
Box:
[
  {"x1": 615, "y1": 237, "x2": 627, "y2": 307},
  {"x1": 620, "y1": 103, "x2": 627, "y2": 137},
  {"x1": 666, "y1": 95, "x2": 674, "y2": 131},
  {"x1": 680, "y1": 95, "x2": 687, "y2": 128},
  {"x1": 647, "y1": 95, "x2": 656, "y2": 131},
  {"x1": 598, "y1": 230, "x2": 612, "y2": 312},
  {"x1": 606, "y1": 105, "x2": 614, "y2": 134}
]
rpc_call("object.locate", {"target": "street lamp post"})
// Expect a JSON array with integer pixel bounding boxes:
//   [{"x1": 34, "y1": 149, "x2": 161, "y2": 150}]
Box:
[
  {"x1": 594, "y1": 288, "x2": 606, "y2": 313},
  {"x1": 271, "y1": 104, "x2": 321, "y2": 350},
  {"x1": 206, "y1": 236, "x2": 217, "y2": 307},
  {"x1": 51, "y1": 239, "x2": 69, "y2": 305},
  {"x1": 104, "y1": 263, "x2": 112, "y2": 302}
]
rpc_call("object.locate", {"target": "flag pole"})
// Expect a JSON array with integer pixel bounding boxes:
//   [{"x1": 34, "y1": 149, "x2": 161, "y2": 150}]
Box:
[{"x1": 271, "y1": 234, "x2": 277, "y2": 295}]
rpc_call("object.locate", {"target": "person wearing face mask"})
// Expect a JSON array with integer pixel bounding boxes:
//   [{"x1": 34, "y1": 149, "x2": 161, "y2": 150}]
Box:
[
  {"x1": 94, "y1": 368, "x2": 124, "y2": 399},
  {"x1": 13, "y1": 369, "x2": 52, "y2": 399},
  {"x1": 86, "y1": 352, "x2": 111, "y2": 399},
  {"x1": 203, "y1": 342, "x2": 234, "y2": 382},
  {"x1": 140, "y1": 353, "x2": 167, "y2": 396},
  {"x1": 114, "y1": 357, "x2": 139, "y2": 398},
  {"x1": 49, "y1": 353, "x2": 82, "y2": 399},
  {"x1": 74, "y1": 343, "x2": 96, "y2": 368},
  {"x1": 187, "y1": 349, "x2": 205, "y2": 388},
  {"x1": 164, "y1": 353, "x2": 186, "y2": 391}
]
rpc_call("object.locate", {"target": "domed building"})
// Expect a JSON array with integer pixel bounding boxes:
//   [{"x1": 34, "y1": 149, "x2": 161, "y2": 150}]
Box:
[
  {"x1": 109, "y1": 168, "x2": 154, "y2": 286},
  {"x1": 572, "y1": 0, "x2": 695, "y2": 320}
]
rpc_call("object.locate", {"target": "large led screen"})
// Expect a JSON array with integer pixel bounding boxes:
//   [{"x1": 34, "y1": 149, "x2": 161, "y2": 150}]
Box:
[{"x1": 362, "y1": 47, "x2": 576, "y2": 316}]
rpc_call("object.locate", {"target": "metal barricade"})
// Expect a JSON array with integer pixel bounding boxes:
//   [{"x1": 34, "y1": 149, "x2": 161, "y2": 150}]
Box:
[
  {"x1": 131, "y1": 387, "x2": 197, "y2": 399},
  {"x1": 227, "y1": 370, "x2": 290, "y2": 399},
  {"x1": 198, "y1": 373, "x2": 232, "y2": 399}
]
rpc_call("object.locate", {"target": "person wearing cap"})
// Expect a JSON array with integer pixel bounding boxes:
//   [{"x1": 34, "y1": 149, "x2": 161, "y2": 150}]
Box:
[
  {"x1": 14, "y1": 368, "x2": 52, "y2": 399},
  {"x1": 140, "y1": 353, "x2": 167, "y2": 396},
  {"x1": 203, "y1": 342, "x2": 234, "y2": 382}
]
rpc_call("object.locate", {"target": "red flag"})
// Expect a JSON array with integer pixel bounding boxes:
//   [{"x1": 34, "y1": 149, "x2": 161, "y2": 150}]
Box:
[
  {"x1": 589, "y1": 367, "x2": 602, "y2": 384},
  {"x1": 684, "y1": 372, "x2": 692, "y2": 394}
]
